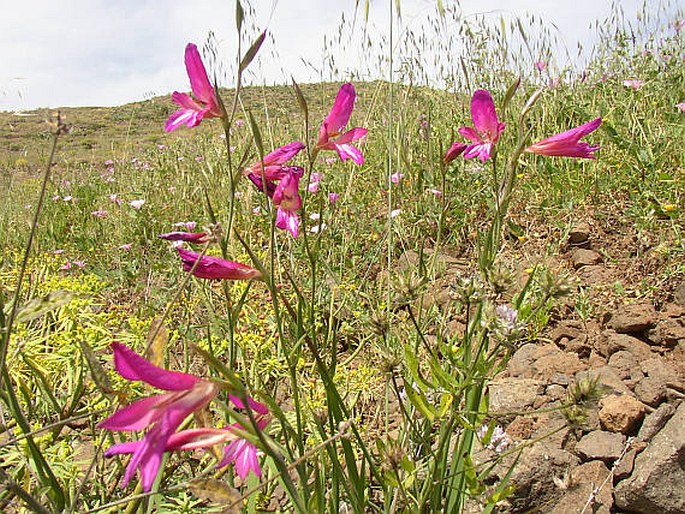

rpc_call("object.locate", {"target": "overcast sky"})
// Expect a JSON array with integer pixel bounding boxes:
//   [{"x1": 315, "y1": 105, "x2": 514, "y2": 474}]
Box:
[{"x1": 0, "y1": 0, "x2": 672, "y2": 112}]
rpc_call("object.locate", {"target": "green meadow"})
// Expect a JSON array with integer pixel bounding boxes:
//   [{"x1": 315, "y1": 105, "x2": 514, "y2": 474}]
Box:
[{"x1": 0, "y1": 2, "x2": 683, "y2": 512}]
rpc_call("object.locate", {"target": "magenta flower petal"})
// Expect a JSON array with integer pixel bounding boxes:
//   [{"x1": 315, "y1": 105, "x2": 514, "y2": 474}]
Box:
[
  {"x1": 158, "y1": 231, "x2": 209, "y2": 243},
  {"x1": 320, "y1": 82, "x2": 356, "y2": 139},
  {"x1": 111, "y1": 342, "x2": 201, "y2": 391},
  {"x1": 185, "y1": 43, "x2": 215, "y2": 105},
  {"x1": 99, "y1": 394, "x2": 174, "y2": 431},
  {"x1": 176, "y1": 248, "x2": 262, "y2": 280},
  {"x1": 443, "y1": 142, "x2": 467, "y2": 164},
  {"x1": 316, "y1": 83, "x2": 367, "y2": 164},
  {"x1": 470, "y1": 89, "x2": 503, "y2": 137},
  {"x1": 220, "y1": 438, "x2": 261, "y2": 479},
  {"x1": 454, "y1": 89, "x2": 505, "y2": 162},
  {"x1": 229, "y1": 394, "x2": 270, "y2": 416},
  {"x1": 244, "y1": 142, "x2": 305, "y2": 176},
  {"x1": 165, "y1": 43, "x2": 222, "y2": 132},
  {"x1": 526, "y1": 118, "x2": 602, "y2": 159},
  {"x1": 272, "y1": 167, "x2": 303, "y2": 238}
]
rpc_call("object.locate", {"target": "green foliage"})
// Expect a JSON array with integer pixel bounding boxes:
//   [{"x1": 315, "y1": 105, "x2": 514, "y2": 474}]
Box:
[{"x1": 0, "y1": 2, "x2": 683, "y2": 513}]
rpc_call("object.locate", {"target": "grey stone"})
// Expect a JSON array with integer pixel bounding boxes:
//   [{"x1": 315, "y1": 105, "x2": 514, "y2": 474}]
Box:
[
  {"x1": 489, "y1": 377, "x2": 545, "y2": 414},
  {"x1": 638, "y1": 402, "x2": 676, "y2": 442},
  {"x1": 615, "y1": 403, "x2": 685, "y2": 513},
  {"x1": 576, "y1": 430, "x2": 627, "y2": 462}
]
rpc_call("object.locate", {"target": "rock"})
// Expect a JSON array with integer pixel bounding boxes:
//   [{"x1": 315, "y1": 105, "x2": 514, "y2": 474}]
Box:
[
  {"x1": 603, "y1": 330, "x2": 654, "y2": 360},
  {"x1": 533, "y1": 347, "x2": 587, "y2": 381},
  {"x1": 489, "y1": 377, "x2": 545, "y2": 414},
  {"x1": 645, "y1": 318, "x2": 685, "y2": 347},
  {"x1": 509, "y1": 343, "x2": 539, "y2": 378},
  {"x1": 549, "y1": 460, "x2": 613, "y2": 514},
  {"x1": 577, "y1": 265, "x2": 610, "y2": 285},
  {"x1": 608, "y1": 350, "x2": 645, "y2": 387},
  {"x1": 576, "y1": 366, "x2": 632, "y2": 396},
  {"x1": 575, "y1": 430, "x2": 627, "y2": 462},
  {"x1": 641, "y1": 357, "x2": 685, "y2": 392},
  {"x1": 638, "y1": 402, "x2": 676, "y2": 442},
  {"x1": 609, "y1": 303, "x2": 657, "y2": 334},
  {"x1": 572, "y1": 248, "x2": 602, "y2": 269},
  {"x1": 505, "y1": 443, "x2": 580, "y2": 513},
  {"x1": 547, "y1": 384, "x2": 567, "y2": 401},
  {"x1": 568, "y1": 221, "x2": 592, "y2": 246},
  {"x1": 549, "y1": 320, "x2": 584, "y2": 342},
  {"x1": 598, "y1": 394, "x2": 646, "y2": 434},
  {"x1": 509, "y1": 343, "x2": 586, "y2": 381},
  {"x1": 674, "y1": 281, "x2": 685, "y2": 307},
  {"x1": 634, "y1": 377, "x2": 667, "y2": 407},
  {"x1": 614, "y1": 403, "x2": 685, "y2": 513},
  {"x1": 614, "y1": 448, "x2": 638, "y2": 481},
  {"x1": 506, "y1": 416, "x2": 535, "y2": 441}
]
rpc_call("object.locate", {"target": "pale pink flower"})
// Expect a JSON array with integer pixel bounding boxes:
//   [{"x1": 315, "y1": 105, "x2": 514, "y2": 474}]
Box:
[
  {"x1": 129, "y1": 199, "x2": 145, "y2": 209},
  {"x1": 234, "y1": 118, "x2": 245, "y2": 128},
  {"x1": 676, "y1": 102, "x2": 685, "y2": 113},
  {"x1": 426, "y1": 188, "x2": 442, "y2": 198},
  {"x1": 623, "y1": 79, "x2": 644, "y2": 90},
  {"x1": 109, "y1": 194, "x2": 122, "y2": 206},
  {"x1": 308, "y1": 172, "x2": 323, "y2": 193},
  {"x1": 104, "y1": 159, "x2": 114, "y2": 166},
  {"x1": 390, "y1": 209, "x2": 401, "y2": 218},
  {"x1": 91, "y1": 210, "x2": 109, "y2": 218},
  {"x1": 674, "y1": 19, "x2": 684, "y2": 32},
  {"x1": 535, "y1": 61, "x2": 547, "y2": 72},
  {"x1": 316, "y1": 83, "x2": 368, "y2": 165},
  {"x1": 165, "y1": 43, "x2": 223, "y2": 132},
  {"x1": 73, "y1": 260, "x2": 85, "y2": 269},
  {"x1": 119, "y1": 244, "x2": 133, "y2": 251},
  {"x1": 328, "y1": 193, "x2": 340, "y2": 204},
  {"x1": 391, "y1": 172, "x2": 404, "y2": 184}
]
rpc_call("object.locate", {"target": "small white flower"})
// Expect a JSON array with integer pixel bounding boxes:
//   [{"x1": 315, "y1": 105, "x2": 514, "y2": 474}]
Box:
[{"x1": 129, "y1": 199, "x2": 145, "y2": 209}]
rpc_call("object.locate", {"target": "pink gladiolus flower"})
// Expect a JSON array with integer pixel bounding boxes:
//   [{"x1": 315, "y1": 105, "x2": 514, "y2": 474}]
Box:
[
  {"x1": 458, "y1": 89, "x2": 506, "y2": 162},
  {"x1": 443, "y1": 142, "x2": 467, "y2": 164},
  {"x1": 328, "y1": 192, "x2": 339, "y2": 204},
  {"x1": 526, "y1": 118, "x2": 602, "y2": 159},
  {"x1": 176, "y1": 248, "x2": 261, "y2": 281},
  {"x1": 158, "y1": 231, "x2": 209, "y2": 244},
  {"x1": 119, "y1": 243, "x2": 133, "y2": 251},
  {"x1": 316, "y1": 83, "x2": 368, "y2": 165},
  {"x1": 674, "y1": 19, "x2": 684, "y2": 32},
  {"x1": 391, "y1": 172, "x2": 404, "y2": 184},
  {"x1": 99, "y1": 342, "x2": 219, "y2": 491},
  {"x1": 623, "y1": 79, "x2": 644, "y2": 90},
  {"x1": 426, "y1": 188, "x2": 442, "y2": 198},
  {"x1": 129, "y1": 199, "x2": 145, "y2": 209},
  {"x1": 165, "y1": 43, "x2": 223, "y2": 132},
  {"x1": 91, "y1": 210, "x2": 109, "y2": 218},
  {"x1": 244, "y1": 141, "x2": 305, "y2": 179},
  {"x1": 535, "y1": 61, "x2": 547, "y2": 72},
  {"x1": 676, "y1": 102, "x2": 685, "y2": 113},
  {"x1": 273, "y1": 167, "x2": 304, "y2": 238}
]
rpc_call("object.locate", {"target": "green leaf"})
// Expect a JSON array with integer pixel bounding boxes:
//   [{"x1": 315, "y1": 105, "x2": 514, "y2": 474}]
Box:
[
  {"x1": 16, "y1": 291, "x2": 75, "y2": 323},
  {"x1": 78, "y1": 340, "x2": 116, "y2": 395},
  {"x1": 239, "y1": 31, "x2": 266, "y2": 74},
  {"x1": 235, "y1": 0, "x2": 244, "y2": 33},
  {"x1": 291, "y1": 77, "x2": 309, "y2": 121},
  {"x1": 404, "y1": 383, "x2": 436, "y2": 422}
]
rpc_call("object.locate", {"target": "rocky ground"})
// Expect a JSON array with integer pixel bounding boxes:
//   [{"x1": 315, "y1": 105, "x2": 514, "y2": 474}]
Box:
[{"x1": 469, "y1": 219, "x2": 685, "y2": 513}]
